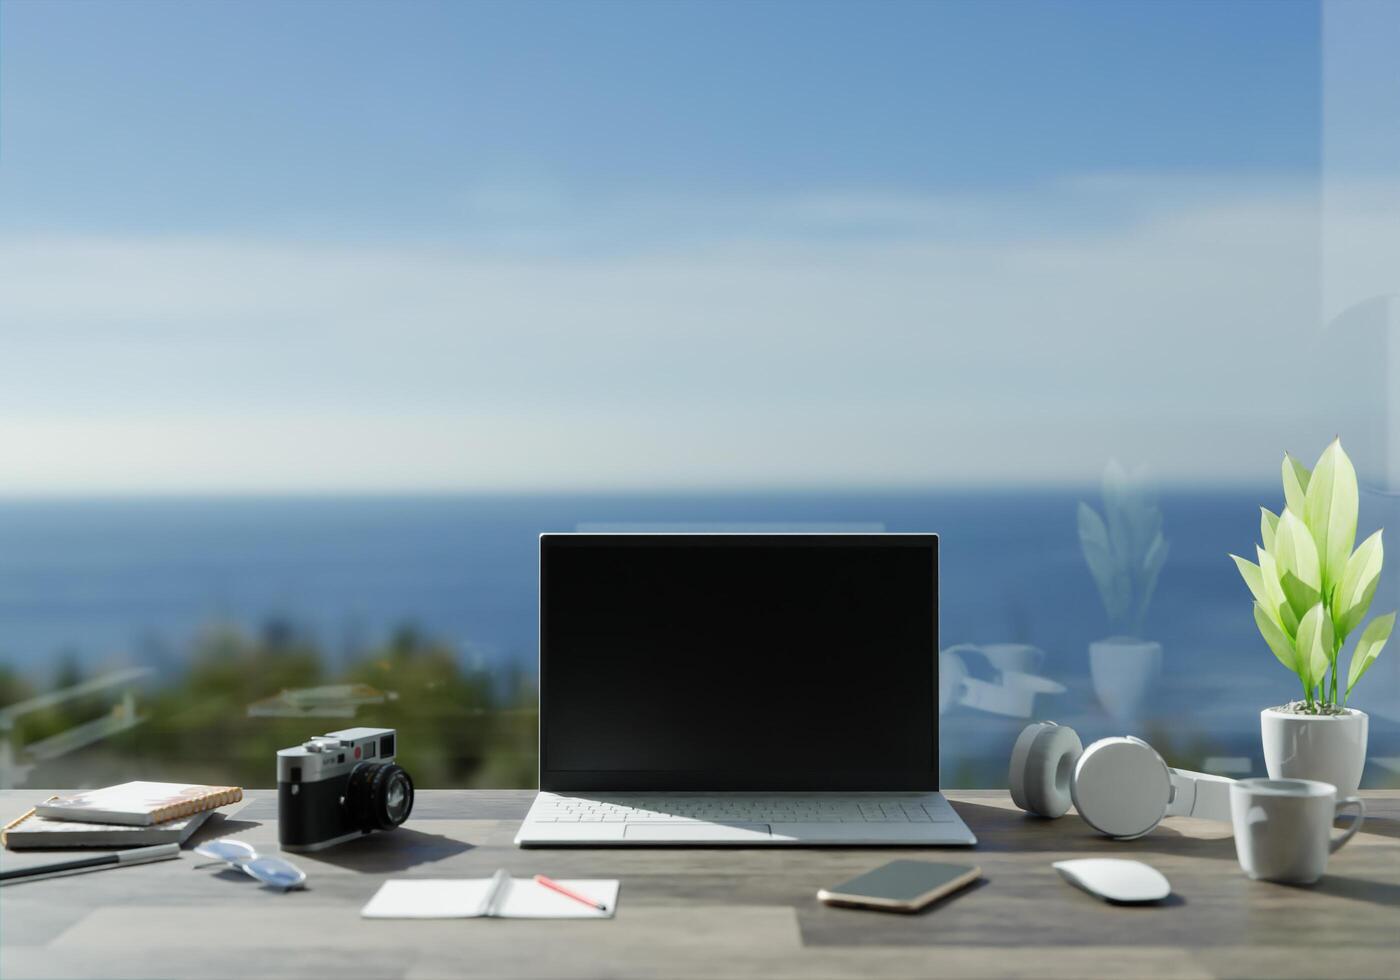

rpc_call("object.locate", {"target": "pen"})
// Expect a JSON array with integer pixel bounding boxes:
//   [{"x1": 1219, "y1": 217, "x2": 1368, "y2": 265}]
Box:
[
  {"x1": 0, "y1": 842, "x2": 180, "y2": 885},
  {"x1": 533, "y1": 873, "x2": 608, "y2": 911}
]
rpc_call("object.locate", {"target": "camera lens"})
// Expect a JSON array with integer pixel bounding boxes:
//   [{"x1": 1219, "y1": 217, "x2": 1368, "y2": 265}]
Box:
[{"x1": 346, "y1": 761, "x2": 415, "y2": 832}]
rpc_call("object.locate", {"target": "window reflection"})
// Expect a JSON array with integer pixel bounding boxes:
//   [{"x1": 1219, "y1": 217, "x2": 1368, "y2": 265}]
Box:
[
  {"x1": 2, "y1": 487, "x2": 1390, "y2": 790},
  {"x1": 2, "y1": 0, "x2": 1397, "y2": 794}
]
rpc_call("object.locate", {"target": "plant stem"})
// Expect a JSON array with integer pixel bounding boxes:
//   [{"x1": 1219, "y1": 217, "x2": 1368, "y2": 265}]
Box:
[{"x1": 1331, "y1": 636, "x2": 1341, "y2": 707}]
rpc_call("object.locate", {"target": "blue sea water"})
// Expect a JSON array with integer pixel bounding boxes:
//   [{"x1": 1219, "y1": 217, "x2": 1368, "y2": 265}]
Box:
[{"x1": 1, "y1": 490, "x2": 1396, "y2": 782}]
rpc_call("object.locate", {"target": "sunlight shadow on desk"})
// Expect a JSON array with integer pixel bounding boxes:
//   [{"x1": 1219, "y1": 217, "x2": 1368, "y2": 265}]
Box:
[
  {"x1": 1064, "y1": 892, "x2": 1187, "y2": 910},
  {"x1": 1355, "y1": 816, "x2": 1400, "y2": 841},
  {"x1": 294, "y1": 827, "x2": 472, "y2": 873},
  {"x1": 1303, "y1": 874, "x2": 1400, "y2": 908},
  {"x1": 186, "y1": 817, "x2": 260, "y2": 849},
  {"x1": 1123, "y1": 892, "x2": 1185, "y2": 909},
  {"x1": 952, "y1": 801, "x2": 1238, "y2": 861}
]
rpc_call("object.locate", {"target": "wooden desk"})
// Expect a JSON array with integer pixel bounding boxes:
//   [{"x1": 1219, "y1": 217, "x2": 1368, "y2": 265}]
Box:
[{"x1": 3, "y1": 790, "x2": 1398, "y2": 979}]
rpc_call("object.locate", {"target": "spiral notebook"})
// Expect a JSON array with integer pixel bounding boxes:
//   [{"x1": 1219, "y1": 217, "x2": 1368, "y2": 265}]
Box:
[
  {"x1": 34, "y1": 782, "x2": 243, "y2": 827},
  {"x1": 362, "y1": 874, "x2": 618, "y2": 919}
]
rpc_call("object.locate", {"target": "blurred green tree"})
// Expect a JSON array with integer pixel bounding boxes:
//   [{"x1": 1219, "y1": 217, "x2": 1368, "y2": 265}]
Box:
[{"x1": 16, "y1": 619, "x2": 538, "y2": 789}]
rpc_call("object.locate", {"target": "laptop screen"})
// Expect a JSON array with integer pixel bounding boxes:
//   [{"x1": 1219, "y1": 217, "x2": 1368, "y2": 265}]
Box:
[{"x1": 539, "y1": 534, "x2": 937, "y2": 791}]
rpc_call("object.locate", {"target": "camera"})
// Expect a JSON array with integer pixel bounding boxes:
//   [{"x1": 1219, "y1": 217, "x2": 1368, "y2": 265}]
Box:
[{"x1": 277, "y1": 727, "x2": 415, "y2": 851}]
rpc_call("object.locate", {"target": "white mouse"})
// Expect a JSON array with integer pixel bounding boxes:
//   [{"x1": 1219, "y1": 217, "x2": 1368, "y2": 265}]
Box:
[{"x1": 1052, "y1": 859, "x2": 1171, "y2": 904}]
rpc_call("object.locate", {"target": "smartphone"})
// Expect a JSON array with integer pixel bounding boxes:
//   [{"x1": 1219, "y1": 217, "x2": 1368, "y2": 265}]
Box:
[{"x1": 817, "y1": 860, "x2": 982, "y2": 913}]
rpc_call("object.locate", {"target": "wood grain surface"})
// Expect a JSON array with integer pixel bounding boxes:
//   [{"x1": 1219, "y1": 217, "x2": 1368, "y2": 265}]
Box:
[{"x1": 2, "y1": 789, "x2": 1397, "y2": 979}]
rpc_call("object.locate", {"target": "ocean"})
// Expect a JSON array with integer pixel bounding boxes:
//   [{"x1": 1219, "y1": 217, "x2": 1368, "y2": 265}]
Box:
[{"x1": 2, "y1": 490, "x2": 1396, "y2": 784}]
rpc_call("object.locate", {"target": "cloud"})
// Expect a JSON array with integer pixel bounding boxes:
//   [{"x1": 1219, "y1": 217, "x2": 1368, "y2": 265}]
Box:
[{"x1": 0, "y1": 175, "x2": 1369, "y2": 492}]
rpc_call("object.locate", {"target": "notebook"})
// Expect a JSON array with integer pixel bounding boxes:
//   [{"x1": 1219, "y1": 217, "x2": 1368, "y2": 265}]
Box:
[
  {"x1": 3, "y1": 807, "x2": 215, "y2": 849},
  {"x1": 361, "y1": 876, "x2": 619, "y2": 919},
  {"x1": 35, "y1": 782, "x2": 243, "y2": 826}
]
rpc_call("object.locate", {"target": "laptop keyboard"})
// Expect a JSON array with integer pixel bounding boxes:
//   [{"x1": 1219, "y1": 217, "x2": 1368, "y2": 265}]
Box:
[{"x1": 530, "y1": 795, "x2": 958, "y2": 824}]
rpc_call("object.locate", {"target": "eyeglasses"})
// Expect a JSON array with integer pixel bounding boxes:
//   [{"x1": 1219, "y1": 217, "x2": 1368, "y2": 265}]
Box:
[{"x1": 194, "y1": 839, "x2": 307, "y2": 891}]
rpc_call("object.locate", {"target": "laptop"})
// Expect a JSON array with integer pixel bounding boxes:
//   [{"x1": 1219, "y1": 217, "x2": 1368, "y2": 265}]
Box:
[{"x1": 516, "y1": 532, "x2": 975, "y2": 847}]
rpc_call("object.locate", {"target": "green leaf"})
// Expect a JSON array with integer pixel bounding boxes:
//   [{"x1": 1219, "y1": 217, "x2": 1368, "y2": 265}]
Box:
[
  {"x1": 1297, "y1": 602, "x2": 1335, "y2": 693},
  {"x1": 1100, "y1": 461, "x2": 1132, "y2": 556},
  {"x1": 1122, "y1": 464, "x2": 1163, "y2": 566},
  {"x1": 1136, "y1": 531, "x2": 1168, "y2": 629},
  {"x1": 1274, "y1": 509, "x2": 1323, "y2": 621},
  {"x1": 1334, "y1": 529, "x2": 1384, "y2": 637},
  {"x1": 1283, "y1": 453, "x2": 1311, "y2": 516},
  {"x1": 1304, "y1": 439, "x2": 1359, "y2": 594},
  {"x1": 1078, "y1": 500, "x2": 1109, "y2": 552},
  {"x1": 1254, "y1": 602, "x2": 1300, "y2": 676},
  {"x1": 1078, "y1": 502, "x2": 1129, "y2": 626},
  {"x1": 1346, "y1": 612, "x2": 1395, "y2": 697},
  {"x1": 1258, "y1": 546, "x2": 1299, "y2": 635},
  {"x1": 1260, "y1": 507, "x2": 1280, "y2": 553},
  {"x1": 1232, "y1": 554, "x2": 1271, "y2": 609}
]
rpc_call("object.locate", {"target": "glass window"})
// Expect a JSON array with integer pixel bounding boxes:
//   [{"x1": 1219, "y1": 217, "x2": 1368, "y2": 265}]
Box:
[{"x1": 2, "y1": 0, "x2": 1396, "y2": 792}]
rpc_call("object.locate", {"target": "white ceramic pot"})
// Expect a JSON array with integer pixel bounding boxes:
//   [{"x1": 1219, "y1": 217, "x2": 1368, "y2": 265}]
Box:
[
  {"x1": 1089, "y1": 637, "x2": 1162, "y2": 723},
  {"x1": 1260, "y1": 707, "x2": 1368, "y2": 797}
]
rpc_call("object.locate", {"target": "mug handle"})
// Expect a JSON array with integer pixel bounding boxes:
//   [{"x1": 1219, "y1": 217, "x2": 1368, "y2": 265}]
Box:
[{"x1": 1330, "y1": 796, "x2": 1366, "y2": 854}]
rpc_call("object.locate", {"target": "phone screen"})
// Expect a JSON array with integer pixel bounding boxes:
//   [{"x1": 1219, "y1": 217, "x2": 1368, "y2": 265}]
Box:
[{"x1": 822, "y1": 860, "x2": 979, "y2": 906}]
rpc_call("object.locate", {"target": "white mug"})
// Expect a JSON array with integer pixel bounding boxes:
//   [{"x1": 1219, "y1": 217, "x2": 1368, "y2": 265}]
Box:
[
  {"x1": 976, "y1": 643, "x2": 1044, "y2": 675},
  {"x1": 1229, "y1": 778, "x2": 1364, "y2": 884}
]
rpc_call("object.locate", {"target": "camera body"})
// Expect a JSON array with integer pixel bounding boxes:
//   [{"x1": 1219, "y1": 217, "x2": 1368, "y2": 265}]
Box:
[{"x1": 277, "y1": 727, "x2": 415, "y2": 852}]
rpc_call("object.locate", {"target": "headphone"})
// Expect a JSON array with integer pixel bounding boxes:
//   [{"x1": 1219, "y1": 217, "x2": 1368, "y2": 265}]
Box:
[{"x1": 1008, "y1": 721, "x2": 1234, "y2": 839}]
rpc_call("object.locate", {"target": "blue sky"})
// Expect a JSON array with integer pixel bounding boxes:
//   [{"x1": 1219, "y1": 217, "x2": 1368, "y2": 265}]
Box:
[
  {"x1": 2, "y1": 0, "x2": 1320, "y2": 234},
  {"x1": 0, "y1": 0, "x2": 1351, "y2": 492}
]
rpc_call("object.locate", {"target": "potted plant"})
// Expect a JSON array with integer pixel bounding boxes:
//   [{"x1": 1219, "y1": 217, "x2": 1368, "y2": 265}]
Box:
[
  {"x1": 1078, "y1": 461, "x2": 1170, "y2": 722},
  {"x1": 1230, "y1": 439, "x2": 1395, "y2": 795}
]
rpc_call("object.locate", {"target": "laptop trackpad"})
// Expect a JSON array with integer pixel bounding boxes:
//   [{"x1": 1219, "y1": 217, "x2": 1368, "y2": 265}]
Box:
[{"x1": 623, "y1": 823, "x2": 772, "y2": 842}]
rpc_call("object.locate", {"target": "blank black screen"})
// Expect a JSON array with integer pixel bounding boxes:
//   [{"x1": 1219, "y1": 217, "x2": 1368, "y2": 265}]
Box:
[{"x1": 540, "y1": 534, "x2": 937, "y2": 791}]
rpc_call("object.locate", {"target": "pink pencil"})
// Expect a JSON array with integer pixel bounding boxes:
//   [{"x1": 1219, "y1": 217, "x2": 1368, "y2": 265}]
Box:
[{"x1": 533, "y1": 873, "x2": 608, "y2": 911}]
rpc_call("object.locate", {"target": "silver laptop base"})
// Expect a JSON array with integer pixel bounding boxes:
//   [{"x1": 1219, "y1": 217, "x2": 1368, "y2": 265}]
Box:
[{"x1": 515, "y1": 791, "x2": 977, "y2": 847}]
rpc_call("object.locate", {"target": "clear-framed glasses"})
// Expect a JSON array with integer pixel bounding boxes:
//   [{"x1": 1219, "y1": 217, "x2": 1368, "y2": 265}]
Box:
[{"x1": 194, "y1": 839, "x2": 307, "y2": 891}]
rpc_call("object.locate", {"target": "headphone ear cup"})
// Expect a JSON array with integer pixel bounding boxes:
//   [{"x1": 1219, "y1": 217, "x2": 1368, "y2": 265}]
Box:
[
  {"x1": 1070, "y1": 737, "x2": 1173, "y2": 839},
  {"x1": 1008, "y1": 723, "x2": 1045, "y2": 812},
  {"x1": 1009, "y1": 722, "x2": 1083, "y2": 818}
]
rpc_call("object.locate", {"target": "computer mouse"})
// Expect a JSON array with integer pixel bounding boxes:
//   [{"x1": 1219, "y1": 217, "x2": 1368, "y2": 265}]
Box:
[{"x1": 1052, "y1": 859, "x2": 1171, "y2": 904}]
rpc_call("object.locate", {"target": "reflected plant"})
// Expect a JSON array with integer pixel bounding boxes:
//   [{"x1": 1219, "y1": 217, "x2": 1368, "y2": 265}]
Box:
[
  {"x1": 1230, "y1": 439, "x2": 1396, "y2": 712},
  {"x1": 1077, "y1": 461, "x2": 1169, "y2": 639}
]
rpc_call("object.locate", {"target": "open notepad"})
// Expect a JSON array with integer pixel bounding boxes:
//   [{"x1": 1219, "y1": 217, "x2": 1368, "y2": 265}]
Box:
[{"x1": 361, "y1": 873, "x2": 618, "y2": 920}]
